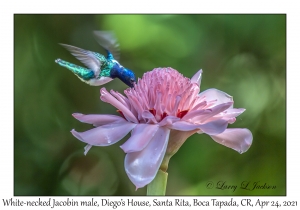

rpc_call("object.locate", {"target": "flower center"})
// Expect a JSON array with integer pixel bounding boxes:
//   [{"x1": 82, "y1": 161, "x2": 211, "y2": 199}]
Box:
[{"x1": 116, "y1": 68, "x2": 201, "y2": 124}]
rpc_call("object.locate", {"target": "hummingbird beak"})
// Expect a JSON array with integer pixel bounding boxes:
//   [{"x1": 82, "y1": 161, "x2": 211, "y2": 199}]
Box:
[
  {"x1": 129, "y1": 82, "x2": 134, "y2": 88},
  {"x1": 129, "y1": 78, "x2": 136, "y2": 88}
]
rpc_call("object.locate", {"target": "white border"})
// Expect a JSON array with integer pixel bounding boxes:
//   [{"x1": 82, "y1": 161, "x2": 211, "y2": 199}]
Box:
[{"x1": 2, "y1": 1, "x2": 299, "y2": 209}]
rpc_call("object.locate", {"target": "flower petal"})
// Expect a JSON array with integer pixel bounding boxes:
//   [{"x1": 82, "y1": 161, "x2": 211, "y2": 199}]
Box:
[
  {"x1": 190, "y1": 69, "x2": 202, "y2": 87},
  {"x1": 141, "y1": 110, "x2": 155, "y2": 119},
  {"x1": 198, "y1": 119, "x2": 228, "y2": 135},
  {"x1": 72, "y1": 113, "x2": 126, "y2": 126},
  {"x1": 192, "y1": 102, "x2": 233, "y2": 123},
  {"x1": 199, "y1": 88, "x2": 233, "y2": 107},
  {"x1": 168, "y1": 121, "x2": 200, "y2": 131},
  {"x1": 158, "y1": 116, "x2": 180, "y2": 126},
  {"x1": 215, "y1": 108, "x2": 246, "y2": 118},
  {"x1": 100, "y1": 88, "x2": 138, "y2": 123},
  {"x1": 120, "y1": 124, "x2": 159, "y2": 153},
  {"x1": 124, "y1": 127, "x2": 170, "y2": 189},
  {"x1": 141, "y1": 110, "x2": 157, "y2": 123},
  {"x1": 181, "y1": 109, "x2": 211, "y2": 121},
  {"x1": 209, "y1": 128, "x2": 253, "y2": 153},
  {"x1": 227, "y1": 118, "x2": 236, "y2": 124},
  {"x1": 71, "y1": 121, "x2": 136, "y2": 146},
  {"x1": 209, "y1": 108, "x2": 245, "y2": 123},
  {"x1": 168, "y1": 119, "x2": 227, "y2": 135}
]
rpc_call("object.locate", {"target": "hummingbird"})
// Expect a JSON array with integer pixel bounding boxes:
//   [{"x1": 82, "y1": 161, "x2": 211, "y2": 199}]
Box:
[{"x1": 55, "y1": 31, "x2": 136, "y2": 87}]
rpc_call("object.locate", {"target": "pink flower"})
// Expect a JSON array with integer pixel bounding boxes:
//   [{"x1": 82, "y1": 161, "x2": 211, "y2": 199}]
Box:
[{"x1": 71, "y1": 68, "x2": 253, "y2": 189}]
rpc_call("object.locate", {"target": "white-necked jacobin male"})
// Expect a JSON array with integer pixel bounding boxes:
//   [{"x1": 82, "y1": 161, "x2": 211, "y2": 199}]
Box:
[{"x1": 55, "y1": 31, "x2": 136, "y2": 87}]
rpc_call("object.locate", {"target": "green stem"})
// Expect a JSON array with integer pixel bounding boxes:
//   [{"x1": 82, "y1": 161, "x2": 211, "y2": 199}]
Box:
[{"x1": 147, "y1": 169, "x2": 168, "y2": 195}]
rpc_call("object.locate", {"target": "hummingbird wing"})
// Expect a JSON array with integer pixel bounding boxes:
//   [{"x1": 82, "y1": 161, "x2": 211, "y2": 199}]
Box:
[
  {"x1": 59, "y1": 43, "x2": 102, "y2": 77},
  {"x1": 93, "y1": 31, "x2": 120, "y2": 61}
]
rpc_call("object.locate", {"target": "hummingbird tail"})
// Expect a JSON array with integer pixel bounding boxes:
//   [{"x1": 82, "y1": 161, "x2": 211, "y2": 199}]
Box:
[{"x1": 55, "y1": 58, "x2": 95, "y2": 81}]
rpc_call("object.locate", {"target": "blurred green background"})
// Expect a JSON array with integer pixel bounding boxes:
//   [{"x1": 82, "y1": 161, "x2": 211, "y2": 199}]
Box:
[{"x1": 14, "y1": 14, "x2": 286, "y2": 196}]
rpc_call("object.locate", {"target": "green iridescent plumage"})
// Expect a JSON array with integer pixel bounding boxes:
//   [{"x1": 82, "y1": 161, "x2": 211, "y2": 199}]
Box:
[
  {"x1": 87, "y1": 51, "x2": 114, "y2": 78},
  {"x1": 56, "y1": 59, "x2": 94, "y2": 80},
  {"x1": 99, "y1": 67, "x2": 112, "y2": 77},
  {"x1": 56, "y1": 55, "x2": 113, "y2": 80}
]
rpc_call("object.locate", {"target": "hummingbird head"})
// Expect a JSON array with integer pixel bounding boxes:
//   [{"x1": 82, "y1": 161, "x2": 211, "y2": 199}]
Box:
[
  {"x1": 110, "y1": 64, "x2": 136, "y2": 88},
  {"x1": 120, "y1": 68, "x2": 136, "y2": 88}
]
